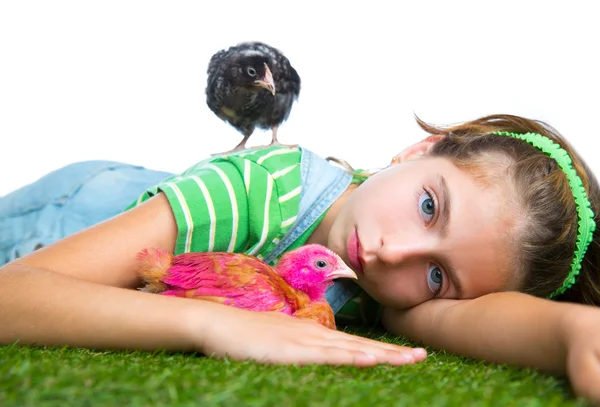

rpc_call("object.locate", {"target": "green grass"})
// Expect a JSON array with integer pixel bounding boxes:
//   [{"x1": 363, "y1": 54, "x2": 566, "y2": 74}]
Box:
[{"x1": 0, "y1": 329, "x2": 589, "y2": 407}]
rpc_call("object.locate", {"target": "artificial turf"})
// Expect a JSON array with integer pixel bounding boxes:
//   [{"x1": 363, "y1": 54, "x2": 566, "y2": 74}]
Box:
[{"x1": 0, "y1": 329, "x2": 589, "y2": 407}]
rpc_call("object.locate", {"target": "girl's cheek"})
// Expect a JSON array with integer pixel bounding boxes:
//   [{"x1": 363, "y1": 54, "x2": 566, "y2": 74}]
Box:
[{"x1": 387, "y1": 271, "x2": 425, "y2": 309}]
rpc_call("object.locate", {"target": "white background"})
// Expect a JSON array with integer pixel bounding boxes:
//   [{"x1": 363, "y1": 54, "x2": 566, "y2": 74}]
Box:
[{"x1": 1, "y1": 1, "x2": 599, "y2": 196}]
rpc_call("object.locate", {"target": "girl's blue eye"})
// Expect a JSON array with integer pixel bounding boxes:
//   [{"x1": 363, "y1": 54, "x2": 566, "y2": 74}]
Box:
[
  {"x1": 419, "y1": 190, "x2": 435, "y2": 222},
  {"x1": 427, "y1": 264, "x2": 443, "y2": 295}
]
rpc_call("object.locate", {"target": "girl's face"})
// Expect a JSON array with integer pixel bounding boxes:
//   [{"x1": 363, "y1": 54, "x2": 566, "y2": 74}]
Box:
[{"x1": 328, "y1": 156, "x2": 519, "y2": 310}]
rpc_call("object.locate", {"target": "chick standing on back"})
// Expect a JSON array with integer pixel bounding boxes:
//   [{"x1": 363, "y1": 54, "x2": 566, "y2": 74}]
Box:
[{"x1": 206, "y1": 41, "x2": 301, "y2": 155}]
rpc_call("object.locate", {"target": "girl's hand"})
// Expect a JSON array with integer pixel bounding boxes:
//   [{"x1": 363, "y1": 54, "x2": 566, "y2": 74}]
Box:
[
  {"x1": 189, "y1": 302, "x2": 427, "y2": 367},
  {"x1": 564, "y1": 306, "x2": 600, "y2": 403}
]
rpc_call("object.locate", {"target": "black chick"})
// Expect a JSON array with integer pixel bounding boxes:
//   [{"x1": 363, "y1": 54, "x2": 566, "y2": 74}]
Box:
[{"x1": 206, "y1": 41, "x2": 301, "y2": 155}]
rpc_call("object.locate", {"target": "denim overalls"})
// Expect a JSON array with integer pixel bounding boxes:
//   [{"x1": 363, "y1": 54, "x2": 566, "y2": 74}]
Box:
[{"x1": 0, "y1": 161, "x2": 172, "y2": 265}]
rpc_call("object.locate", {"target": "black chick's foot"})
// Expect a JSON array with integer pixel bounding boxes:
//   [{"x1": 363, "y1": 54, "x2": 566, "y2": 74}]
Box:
[
  {"x1": 252, "y1": 125, "x2": 298, "y2": 150},
  {"x1": 211, "y1": 135, "x2": 253, "y2": 156},
  {"x1": 210, "y1": 145, "x2": 254, "y2": 157},
  {"x1": 253, "y1": 140, "x2": 299, "y2": 150}
]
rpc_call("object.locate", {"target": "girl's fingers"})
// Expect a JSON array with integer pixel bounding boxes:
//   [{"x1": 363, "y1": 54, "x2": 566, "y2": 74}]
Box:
[
  {"x1": 317, "y1": 329, "x2": 428, "y2": 362},
  {"x1": 272, "y1": 345, "x2": 418, "y2": 367},
  {"x1": 289, "y1": 330, "x2": 427, "y2": 366},
  {"x1": 323, "y1": 341, "x2": 426, "y2": 365},
  {"x1": 301, "y1": 347, "x2": 380, "y2": 367},
  {"x1": 568, "y1": 349, "x2": 600, "y2": 403},
  {"x1": 259, "y1": 346, "x2": 381, "y2": 367},
  {"x1": 344, "y1": 335, "x2": 424, "y2": 353}
]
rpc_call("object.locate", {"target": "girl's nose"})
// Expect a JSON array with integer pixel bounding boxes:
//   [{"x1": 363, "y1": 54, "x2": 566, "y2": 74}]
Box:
[{"x1": 376, "y1": 234, "x2": 431, "y2": 266}]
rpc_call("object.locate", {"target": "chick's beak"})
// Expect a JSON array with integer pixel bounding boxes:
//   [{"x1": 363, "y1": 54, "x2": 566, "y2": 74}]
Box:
[
  {"x1": 327, "y1": 265, "x2": 358, "y2": 281},
  {"x1": 254, "y1": 63, "x2": 276, "y2": 95}
]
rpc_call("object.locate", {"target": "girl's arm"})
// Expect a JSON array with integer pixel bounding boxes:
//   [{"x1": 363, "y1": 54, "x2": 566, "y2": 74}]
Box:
[
  {"x1": 382, "y1": 292, "x2": 600, "y2": 401},
  {"x1": 0, "y1": 194, "x2": 423, "y2": 366}
]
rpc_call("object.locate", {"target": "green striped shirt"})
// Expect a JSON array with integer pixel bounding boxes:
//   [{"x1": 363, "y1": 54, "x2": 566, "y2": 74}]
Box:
[{"x1": 126, "y1": 146, "x2": 305, "y2": 259}]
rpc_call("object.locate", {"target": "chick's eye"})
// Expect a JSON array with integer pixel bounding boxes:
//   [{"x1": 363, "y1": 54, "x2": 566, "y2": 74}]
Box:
[
  {"x1": 427, "y1": 264, "x2": 443, "y2": 296},
  {"x1": 418, "y1": 190, "x2": 435, "y2": 223},
  {"x1": 246, "y1": 67, "x2": 257, "y2": 77},
  {"x1": 315, "y1": 260, "x2": 328, "y2": 269}
]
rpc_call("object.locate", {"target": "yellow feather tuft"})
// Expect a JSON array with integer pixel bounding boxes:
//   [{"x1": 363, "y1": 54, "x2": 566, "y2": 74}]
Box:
[{"x1": 136, "y1": 248, "x2": 173, "y2": 293}]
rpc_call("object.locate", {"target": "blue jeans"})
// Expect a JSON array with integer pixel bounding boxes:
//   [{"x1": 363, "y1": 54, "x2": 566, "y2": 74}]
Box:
[{"x1": 0, "y1": 161, "x2": 172, "y2": 265}]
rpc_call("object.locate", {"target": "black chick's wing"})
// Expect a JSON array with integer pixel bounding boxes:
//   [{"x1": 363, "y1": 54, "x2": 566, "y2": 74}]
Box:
[{"x1": 206, "y1": 48, "x2": 231, "y2": 117}]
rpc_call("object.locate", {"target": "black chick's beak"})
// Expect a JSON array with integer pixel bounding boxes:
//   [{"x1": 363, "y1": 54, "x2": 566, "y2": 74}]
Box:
[{"x1": 254, "y1": 63, "x2": 276, "y2": 95}]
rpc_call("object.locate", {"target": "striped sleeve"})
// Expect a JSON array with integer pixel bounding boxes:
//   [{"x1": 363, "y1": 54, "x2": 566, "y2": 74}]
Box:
[{"x1": 126, "y1": 146, "x2": 303, "y2": 258}]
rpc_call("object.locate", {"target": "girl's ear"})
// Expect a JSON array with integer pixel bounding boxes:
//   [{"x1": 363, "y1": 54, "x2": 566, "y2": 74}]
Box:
[{"x1": 390, "y1": 135, "x2": 446, "y2": 165}]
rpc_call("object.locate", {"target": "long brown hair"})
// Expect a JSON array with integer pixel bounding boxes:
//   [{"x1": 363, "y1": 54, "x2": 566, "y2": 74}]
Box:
[{"x1": 419, "y1": 114, "x2": 600, "y2": 305}]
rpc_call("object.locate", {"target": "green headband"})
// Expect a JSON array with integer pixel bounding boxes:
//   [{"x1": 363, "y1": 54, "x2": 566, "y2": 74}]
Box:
[{"x1": 492, "y1": 131, "x2": 596, "y2": 298}]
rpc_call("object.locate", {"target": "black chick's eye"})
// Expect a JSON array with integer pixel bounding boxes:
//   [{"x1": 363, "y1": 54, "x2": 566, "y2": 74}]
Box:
[
  {"x1": 315, "y1": 260, "x2": 328, "y2": 269},
  {"x1": 246, "y1": 67, "x2": 257, "y2": 77}
]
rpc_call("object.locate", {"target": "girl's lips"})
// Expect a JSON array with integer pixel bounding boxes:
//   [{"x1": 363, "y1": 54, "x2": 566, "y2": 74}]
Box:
[{"x1": 346, "y1": 228, "x2": 364, "y2": 275}]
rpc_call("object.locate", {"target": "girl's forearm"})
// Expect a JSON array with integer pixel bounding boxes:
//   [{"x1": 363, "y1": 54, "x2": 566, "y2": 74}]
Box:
[
  {"x1": 1, "y1": 263, "x2": 428, "y2": 368},
  {"x1": 0, "y1": 264, "x2": 204, "y2": 351},
  {"x1": 382, "y1": 292, "x2": 575, "y2": 374}
]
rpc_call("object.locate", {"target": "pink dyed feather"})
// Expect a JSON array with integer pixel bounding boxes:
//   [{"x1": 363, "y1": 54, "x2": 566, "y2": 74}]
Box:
[{"x1": 136, "y1": 244, "x2": 355, "y2": 329}]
